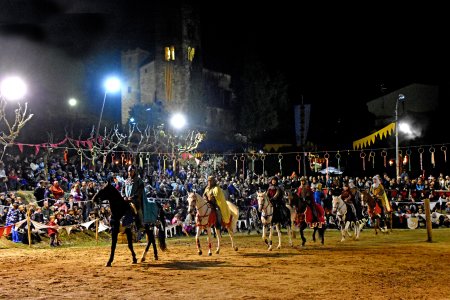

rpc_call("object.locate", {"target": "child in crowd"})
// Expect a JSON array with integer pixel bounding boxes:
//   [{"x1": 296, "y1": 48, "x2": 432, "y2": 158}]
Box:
[{"x1": 47, "y1": 215, "x2": 60, "y2": 247}]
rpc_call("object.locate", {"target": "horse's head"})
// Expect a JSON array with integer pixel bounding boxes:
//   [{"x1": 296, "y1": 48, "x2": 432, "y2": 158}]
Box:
[
  {"x1": 360, "y1": 190, "x2": 371, "y2": 203},
  {"x1": 92, "y1": 181, "x2": 114, "y2": 204},
  {"x1": 187, "y1": 192, "x2": 198, "y2": 214},
  {"x1": 332, "y1": 195, "x2": 342, "y2": 214},
  {"x1": 256, "y1": 191, "x2": 267, "y2": 212},
  {"x1": 285, "y1": 188, "x2": 298, "y2": 207}
]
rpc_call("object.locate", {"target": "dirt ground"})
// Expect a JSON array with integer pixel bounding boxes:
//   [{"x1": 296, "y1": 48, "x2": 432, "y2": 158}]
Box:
[{"x1": 1, "y1": 229, "x2": 449, "y2": 300}]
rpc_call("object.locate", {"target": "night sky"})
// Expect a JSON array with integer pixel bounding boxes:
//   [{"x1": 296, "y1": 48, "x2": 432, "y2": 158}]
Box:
[{"x1": 1, "y1": 0, "x2": 448, "y2": 147}]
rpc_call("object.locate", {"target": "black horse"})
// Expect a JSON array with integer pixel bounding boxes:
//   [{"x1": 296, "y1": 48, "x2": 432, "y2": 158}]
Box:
[
  {"x1": 286, "y1": 189, "x2": 326, "y2": 247},
  {"x1": 92, "y1": 181, "x2": 166, "y2": 267}
]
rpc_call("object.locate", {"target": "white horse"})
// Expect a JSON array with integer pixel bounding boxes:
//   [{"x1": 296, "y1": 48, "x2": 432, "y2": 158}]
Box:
[
  {"x1": 332, "y1": 195, "x2": 360, "y2": 242},
  {"x1": 256, "y1": 191, "x2": 292, "y2": 250},
  {"x1": 187, "y1": 192, "x2": 239, "y2": 256}
]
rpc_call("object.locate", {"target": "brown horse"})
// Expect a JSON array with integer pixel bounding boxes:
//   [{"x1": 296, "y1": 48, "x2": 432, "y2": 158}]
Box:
[{"x1": 360, "y1": 190, "x2": 392, "y2": 234}]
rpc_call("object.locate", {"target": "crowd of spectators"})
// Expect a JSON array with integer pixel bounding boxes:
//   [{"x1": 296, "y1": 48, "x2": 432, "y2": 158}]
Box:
[{"x1": 1, "y1": 150, "x2": 450, "y2": 245}]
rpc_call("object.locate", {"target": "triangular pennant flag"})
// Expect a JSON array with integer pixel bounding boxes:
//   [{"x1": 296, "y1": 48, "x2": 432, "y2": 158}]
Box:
[
  {"x1": 80, "y1": 220, "x2": 96, "y2": 230},
  {"x1": 17, "y1": 144, "x2": 24, "y2": 153},
  {"x1": 98, "y1": 222, "x2": 109, "y2": 232},
  {"x1": 65, "y1": 226, "x2": 74, "y2": 235},
  {"x1": 86, "y1": 140, "x2": 93, "y2": 149},
  {"x1": 35, "y1": 145, "x2": 40, "y2": 155}
]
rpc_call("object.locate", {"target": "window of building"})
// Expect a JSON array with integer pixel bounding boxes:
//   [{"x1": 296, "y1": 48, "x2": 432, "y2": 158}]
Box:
[{"x1": 128, "y1": 86, "x2": 132, "y2": 93}]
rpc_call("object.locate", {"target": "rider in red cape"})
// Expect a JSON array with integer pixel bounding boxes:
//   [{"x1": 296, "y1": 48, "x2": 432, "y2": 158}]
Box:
[
  {"x1": 370, "y1": 174, "x2": 393, "y2": 214},
  {"x1": 297, "y1": 177, "x2": 325, "y2": 227},
  {"x1": 203, "y1": 175, "x2": 231, "y2": 228}
]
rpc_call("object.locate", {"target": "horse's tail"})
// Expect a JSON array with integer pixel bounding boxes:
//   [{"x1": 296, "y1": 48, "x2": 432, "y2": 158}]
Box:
[
  {"x1": 157, "y1": 204, "x2": 167, "y2": 251},
  {"x1": 157, "y1": 222, "x2": 167, "y2": 251}
]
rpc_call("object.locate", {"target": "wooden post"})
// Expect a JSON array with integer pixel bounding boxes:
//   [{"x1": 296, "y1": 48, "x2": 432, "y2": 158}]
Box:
[
  {"x1": 27, "y1": 209, "x2": 32, "y2": 247},
  {"x1": 424, "y1": 198, "x2": 432, "y2": 242},
  {"x1": 95, "y1": 218, "x2": 99, "y2": 244}
]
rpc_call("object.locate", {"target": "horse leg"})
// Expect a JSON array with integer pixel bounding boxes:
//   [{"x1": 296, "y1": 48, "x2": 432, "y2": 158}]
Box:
[
  {"x1": 195, "y1": 227, "x2": 203, "y2": 255},
  {"x1": 320, "y1": 227, "x2": 325, "y2": 245},
  {"x1": 206, "y1": 227, "x2": 214, "y2": 256},
  {"x1": 214, "y1": 226, "x2": 221, "y2": 255},
  {"x1": 340, "y1": 221, "x2": 346, "y2": 242},
  {"x1": 227, "y1": 221, "x2": 238, "y2": 251},
  {"x1": 262, "y1": 224, "x2": 268, "y2": 245},
  {"x1": 140, "y1": 226, "x2": 150, "y2": 262},
  {"x1": 140, "y1": 225, "x2": 157, "y2": 262},
  {"x1": 268, "y1": 225, "x2": 273, "y2": 251},
  {"x1": 287, "y1": 224, "x2": 293, "y2": 247},
  {"x1": 312, "y1": 227, "x2": 316, "y2": 242},
  {"x1": 300, "y1": 222, "x2": 307, "y2": 247},
  {"x1": 106, "y1": 225, "x2": 119, "y2": 267},
  {"x1": 125, "y1": 227, "x2": 137, "y2": 264},
  {"x1": 275, "y1": 224, "x2": 282, "y2": 249}
]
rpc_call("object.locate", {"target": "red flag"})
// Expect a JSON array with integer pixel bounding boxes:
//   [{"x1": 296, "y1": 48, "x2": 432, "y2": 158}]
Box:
[
  {"x1": 17, "y1": 143, "x2": 24, "y2": 153},
  {"x1": 2, "y1": 225, "x2": 12, "y2": 237},
  {"x1": 35, "y1": 145, "x2": 40, "y2": 155}
]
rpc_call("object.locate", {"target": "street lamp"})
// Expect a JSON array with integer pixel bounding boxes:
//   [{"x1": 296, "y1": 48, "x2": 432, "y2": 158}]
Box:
[
  {"x1": 0, "y1": 76, "x2": 30, "y2": 159},
  {"x1": 95, "y1": 76, "x2": 121, "y2": 139},
  {"x1": 0, "y1": 76, "x2": 27, "y2": 101},
  {"x1": 395, "y1": 93, "x2": 406, "y2": 179}
]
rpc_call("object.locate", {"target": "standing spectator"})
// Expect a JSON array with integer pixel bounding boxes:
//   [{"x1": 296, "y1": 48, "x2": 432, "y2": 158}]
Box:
[
  {"x1": 47, "y1": 215, "x2": 59, "y2": 247},
  {"x1": 49, "y1": 180, "x2": 65, "y2": 203},
  {"x1": 0, "y1": 161, "x2": 8, "y2": 193},
  {"x1": 34, "y1": 180, "x2": 47, "y2": 207}
]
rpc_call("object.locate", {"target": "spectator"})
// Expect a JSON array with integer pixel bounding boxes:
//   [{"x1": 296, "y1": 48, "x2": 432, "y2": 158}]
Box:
[{"x1": 47, "y1": 215, "x2": 59, "y2": 247}]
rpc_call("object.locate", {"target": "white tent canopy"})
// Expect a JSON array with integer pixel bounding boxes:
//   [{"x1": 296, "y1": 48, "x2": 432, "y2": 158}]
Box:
[{"x1": 318, "y1": 166, "x2": 343, "y2": 175}]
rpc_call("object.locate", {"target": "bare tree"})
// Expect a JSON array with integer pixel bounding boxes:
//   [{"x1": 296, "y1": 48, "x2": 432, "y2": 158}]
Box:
[{"x1": 0, "y1": 99, "x2": 33, "y2": 159}]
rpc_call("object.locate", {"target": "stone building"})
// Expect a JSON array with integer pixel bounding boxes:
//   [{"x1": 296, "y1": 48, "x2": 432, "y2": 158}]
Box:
[{"x1": 120, "y1": 1, "x2": 235, "y2": 133}]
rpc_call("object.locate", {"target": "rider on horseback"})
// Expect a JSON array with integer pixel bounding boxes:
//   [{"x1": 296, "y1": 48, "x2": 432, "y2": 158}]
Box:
[
  {"x1": 203, "y1": 175, "x2": 231, "y2": 229},
  {"x1": 266, "y1": 176, "x2": 285, "y2": 223},
  {"x1": 341, "y1": 182, "x2": 357, "y2": 217},
  {"x1": 370, "y1": 174, "x2": 392, "y2": 215},
  {"x1": 124, "y1": 164, "x2": 145, "y2": 231}
]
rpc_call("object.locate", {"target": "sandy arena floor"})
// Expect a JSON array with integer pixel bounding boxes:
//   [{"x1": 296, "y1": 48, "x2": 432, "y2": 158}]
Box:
[{"x1": 1, "y1": 228, "x2": 449, "y2": 300}]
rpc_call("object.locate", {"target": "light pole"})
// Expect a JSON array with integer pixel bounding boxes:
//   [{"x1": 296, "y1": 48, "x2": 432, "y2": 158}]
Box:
[
  {"x1": 395, "y1": 94, "x2": 405, "y2": 179},
  {"x1": 169, "y1": 113, "x2": 187, "y2": 175},
  {"x1": 95, "y1": 77, "x2": 121, "y2": 139}
]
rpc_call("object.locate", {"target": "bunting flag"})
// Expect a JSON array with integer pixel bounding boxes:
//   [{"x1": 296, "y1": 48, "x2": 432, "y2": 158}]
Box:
[
  {"x1": 353, "y1": 122, "x2": 395, "y2": 150},
  {"x1": 0, "y1": 225, "x2": 13, "y2": 238},
  {"x1": 263, "y1": 144, "x2": 292, "y2": 152},
  {"x1": 98, "y1": 222, "x2": 109, "y2": 233}
]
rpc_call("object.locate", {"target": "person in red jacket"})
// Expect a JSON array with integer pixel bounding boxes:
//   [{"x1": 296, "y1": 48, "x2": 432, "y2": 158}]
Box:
[
  {"x1": 49, "y1": 180, "x2": 65, "y2": 202},
  {"x1": 47, "y1": 215, "x2": 59, "y2": 247}
]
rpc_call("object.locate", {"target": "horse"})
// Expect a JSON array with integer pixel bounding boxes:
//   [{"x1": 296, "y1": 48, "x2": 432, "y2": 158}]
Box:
[
  {"x1": 360, "y1": 190, "x2": 392, "y2": 234},
  {"x1": 256, "y1": 191, "x2": 292, "y2": 250},
  {"x1": 92, "y1": 181, "x2": 166, "y2": 267},
  {"x1": 187, "y1": 192, "x2": 239, "y2": 255},
  {"x1": 286, "y1": 189, "x2": 326, "y2": 246},
  {"x1": 246, "y1": 205, "x2": 262, "y2": 235},
  {"x1": 332, "y1": 195, "x2": 360, "y2": 242}
]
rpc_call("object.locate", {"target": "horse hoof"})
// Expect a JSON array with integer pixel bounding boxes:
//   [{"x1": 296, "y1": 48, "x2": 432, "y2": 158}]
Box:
[
  {"x1": 215, "y1": 249, "x2": 220, "y2": 254},
  {"x1": 132, "y1": 258, "x2": 138, "y2": 264},
  {"x1": 208, "y1": 252, "x2": 212, "y2": 256},
  {"x1": 277, "y1": 245, "x2": 281, "y2": 249},
  {"x1": 154, "y1": 256, "x2": 158, "y2": 261},
  {"x1": 140, "y1": 258, "x2": 145, "y2": 263},
  {"x1": 234, "y1": 247, "x2": 238, "y2": 251},
  {"x1": 198, "y1": 250, "x2": 203, "y2": 256},
  {"x1": 105, "y1": 262, "x2": 112, "y2": 267}
]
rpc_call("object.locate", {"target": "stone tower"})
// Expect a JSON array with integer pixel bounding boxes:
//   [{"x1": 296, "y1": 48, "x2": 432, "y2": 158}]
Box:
[{"x1": 121, "y1": 0, "x2": 203, "y2": 125}]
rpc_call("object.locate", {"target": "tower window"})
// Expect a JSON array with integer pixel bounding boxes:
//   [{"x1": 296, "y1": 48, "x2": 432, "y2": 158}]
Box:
[{"x1": 128, "y1": 86, "x2": 132, "y2": 93}]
